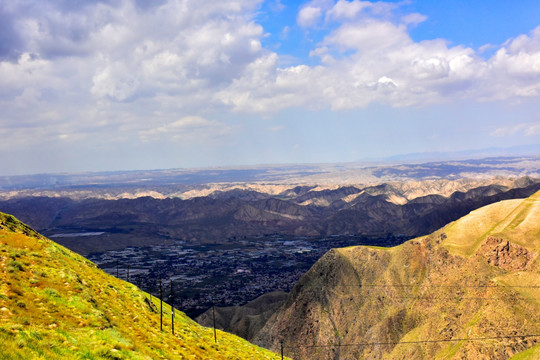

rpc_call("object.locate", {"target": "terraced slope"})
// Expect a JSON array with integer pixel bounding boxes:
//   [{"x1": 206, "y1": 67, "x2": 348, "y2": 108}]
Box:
[
  {"x1": 255, "y1": 191, "x2": 540, "y2": 359},
  {"x1": 0, "y1": 212, "x2": 284, "y2": 359}
]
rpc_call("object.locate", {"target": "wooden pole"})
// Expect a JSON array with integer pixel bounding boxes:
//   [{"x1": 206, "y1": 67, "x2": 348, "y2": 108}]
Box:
[
  {"x1": 212, "y1": 306, "x2": 217, "y2": 343},
  {"x1": 116, "y1": 260, "x2": 119, "y2": 277},
  {"x1": 159, "y1": 278, "x2": 163, "y2": 332},
  {"x1": 280, "y1": 341, "x2": 284, "y2": 360},
  {"x1": 170, "y1": 279, "x2": 174, "y2": 335},
  {"x1": 127, "y1": 265, "x2": 130, "y2": 282}
]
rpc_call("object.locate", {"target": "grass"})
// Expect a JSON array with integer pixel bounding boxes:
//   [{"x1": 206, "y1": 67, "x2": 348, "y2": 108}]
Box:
[
  {"x1": 442, "y1": 190, "x2": 540, "y2": 256},
  {"x1": 0, "y1": 212, "x2": 286, "y2": 359},
  {"x1": 509, "y1": 343, "x2": 540, "y2": 360}
]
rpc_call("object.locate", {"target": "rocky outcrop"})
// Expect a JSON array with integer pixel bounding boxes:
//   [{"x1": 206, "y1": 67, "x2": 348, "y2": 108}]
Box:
[{"x1": 479, "y1": 236, "x2": 537, "y2": 271}]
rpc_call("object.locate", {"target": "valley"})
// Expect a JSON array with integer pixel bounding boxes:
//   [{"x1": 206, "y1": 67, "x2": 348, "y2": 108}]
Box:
[
  {"x1": 86, "y1": 234, "x2": 407, "y2": 317},
  {"x1": 1, "y1": 157, "x2": 539, "y2": 358},
  {"x1": 3, "y1": 1, "x2": 540, "y2": 357}
]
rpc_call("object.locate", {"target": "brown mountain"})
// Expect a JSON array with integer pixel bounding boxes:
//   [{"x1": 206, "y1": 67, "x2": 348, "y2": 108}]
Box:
[
  {"x1": 0, "y1": 178, "x2": 539, "y2": 255},
  {"x1": 253, "y1": 191, "x2": 540, "y2": 359},
  {"x1": 196, "y1": 291, "x2": 288, "y2": 341}
]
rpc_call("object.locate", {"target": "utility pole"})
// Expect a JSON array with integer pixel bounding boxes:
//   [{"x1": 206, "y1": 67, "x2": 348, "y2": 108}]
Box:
[
  {"x1": 159, "y1": 278, "x2": 163, "y2": 332},
  {"x1": 212, "y1": 306, "x2": 217, "y2": 343},
  {"x1": 170, "y1": 279, "x2": 175, "y2": 335},
  {"x1": 127, "y1": 265, "x2": 130, "y2": 282}
]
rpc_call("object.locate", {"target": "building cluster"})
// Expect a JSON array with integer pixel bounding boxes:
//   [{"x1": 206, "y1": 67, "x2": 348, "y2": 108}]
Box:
[{"x1": 88, "y1": 234, "x2": 406, "y2": 316}]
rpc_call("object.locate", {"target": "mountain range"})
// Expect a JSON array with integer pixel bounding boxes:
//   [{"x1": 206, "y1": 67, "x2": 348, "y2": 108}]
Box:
[
  {"x1": 0, "y1": 177, "x2": 539, "y2": 256},
  {"x1": 1, "y1": 185, "x2": 539, "y2": 359}
]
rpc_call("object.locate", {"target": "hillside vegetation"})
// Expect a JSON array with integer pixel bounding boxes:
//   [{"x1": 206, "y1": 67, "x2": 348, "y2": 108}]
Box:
[
  {"x1": 255, "y1": 191, "x2": 540, "y2": 359},
  {"x1": 0, "y1": 212, "x2": 284, "y2": 359}
]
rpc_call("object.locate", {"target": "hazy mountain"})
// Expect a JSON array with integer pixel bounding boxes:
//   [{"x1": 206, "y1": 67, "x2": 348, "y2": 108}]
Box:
[
  {"x1": 384, "y1": 144, "x2": 540, "y2": 163},
  {"x1": 1, "y1": 156, "x2": 538, "y2": 199},
  {"x1": 0, "y1": 178, "x2": 539, "y2": 256}
]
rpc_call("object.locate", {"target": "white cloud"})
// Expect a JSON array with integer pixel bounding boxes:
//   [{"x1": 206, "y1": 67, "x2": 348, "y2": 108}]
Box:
[
  {"x1": 91, "y1": 62, "x2": 140, "y2": 101},
  {"x1": 490, "y1": 122, "x2": 540, "y2": 137},
  {"x1": 297, "y1": 6, "x2": 323, "y2": 28},
  {"x1": 401, "y1": 13, "x2": 427, "y2": 26},
  {"x1": 139, "y1": 116, "x2": 230, "y2": 142},
  {"x1": 218, "y1": 2, "x2": 540, "y2": 113},
  {"x1": 1, "y1": 0, "x2": 540, "y2": 148},
  {"x1": 526, "y1": 123, "x2": 540, "y2": 135},
  {"x1": 0, "y1": 0, "x2": 265, "y2": 147},
  {"x1": 270, "y1": 0, "x2": 286, "y2": 12},
  {"x1": 326, "y1": 0, "x2": 371, "y2": 21}
]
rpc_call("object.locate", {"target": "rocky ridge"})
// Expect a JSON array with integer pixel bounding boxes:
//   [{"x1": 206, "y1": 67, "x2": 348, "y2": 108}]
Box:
[
  {"x1": 253, "y1": 191, "x2": 540, "y2": 359},
  {"x1": 1, "y1": 178, "x2": 539, "y2": 256}
]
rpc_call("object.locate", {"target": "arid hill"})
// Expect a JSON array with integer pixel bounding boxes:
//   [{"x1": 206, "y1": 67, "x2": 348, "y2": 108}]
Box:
[
  {"x1": 254, "y1": 191, "x2": 540, "y2": 359},
  {"x1": 0, "y1": 178, "x2": 539, "y2": 255},
  {"x1": 196, "y1": 291, "x2": 288, "y2": 341}
]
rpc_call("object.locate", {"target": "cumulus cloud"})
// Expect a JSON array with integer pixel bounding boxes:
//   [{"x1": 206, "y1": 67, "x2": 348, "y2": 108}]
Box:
[
  {"x1": 0, "y1": 0, "x2": 264, "y2": 147},
  {"x1": 218, "y1": 1, "x2": 540, "y2": 113},
  {"x1": 1, "y1": 0, "x2": 540, "y2": 148},
  {"x1": 401, "y1": 13, "x2": 427, "y2": 26},
  {"x1": 297, "y1": 6, "x2": 323, "y2": 28}
]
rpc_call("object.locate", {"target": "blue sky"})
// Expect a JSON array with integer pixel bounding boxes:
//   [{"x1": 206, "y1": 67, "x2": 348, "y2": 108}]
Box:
[{"x1": 0, "y1": 0, "x2": 539, "y2": 175}]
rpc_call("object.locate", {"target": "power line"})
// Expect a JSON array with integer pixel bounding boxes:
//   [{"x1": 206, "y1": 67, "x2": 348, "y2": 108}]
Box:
[
  {"x1": 283, "y1": 334, "x2": 540, "y2": 349},
  {"x1": 342, "y1": 295, "x2": 534, "y2": 301},
  {"x1": 337, "y1": 284, "x2": 540, "y2": 288}
]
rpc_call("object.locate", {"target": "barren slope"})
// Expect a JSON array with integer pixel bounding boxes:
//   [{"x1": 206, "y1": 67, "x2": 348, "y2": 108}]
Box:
[{"x1": 255, "y1": 191, "x2": 540, "y2": 359}]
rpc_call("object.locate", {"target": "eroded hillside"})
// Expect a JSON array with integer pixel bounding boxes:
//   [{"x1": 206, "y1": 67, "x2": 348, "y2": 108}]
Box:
[
  {"x1": 1, "y1": 178, "x2": 539, "y2": 256},
  {"x1": 0, "y1": 213, "x2": 284, "y2": 359},
  {"x1": 254, "y1": 191, "x2": 540, "y2": 359}
]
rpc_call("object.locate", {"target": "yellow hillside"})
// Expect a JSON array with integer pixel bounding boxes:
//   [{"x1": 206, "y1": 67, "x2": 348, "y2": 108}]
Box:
[
  {"x1": 442, "y1": 190, "x2": 540, "y2": 256},
  {"x1": 0, "y1": 212, "x2": 285, "y2": 359}
]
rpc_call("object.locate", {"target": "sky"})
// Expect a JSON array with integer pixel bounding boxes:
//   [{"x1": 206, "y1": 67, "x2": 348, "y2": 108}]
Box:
[{"x1": 1, "y1": 0, "x2": 540, "y2": 176}]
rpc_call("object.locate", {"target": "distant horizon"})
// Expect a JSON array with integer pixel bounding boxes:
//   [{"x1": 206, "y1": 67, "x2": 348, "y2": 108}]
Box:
[
  {"x1": 1, "y1": 0, "x2": 540, "y2": 175},
  {"x1": 1, "y1": 146, "x2": 539, "y2": 178}
]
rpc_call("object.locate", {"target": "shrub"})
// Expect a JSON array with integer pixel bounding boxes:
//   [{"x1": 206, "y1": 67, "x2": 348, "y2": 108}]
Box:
[
  {"x1": 15, "y1": 301, "x2": 26, "y2": 309},
  {"x1": 44, "y1": 288, "x2": 60, "y2": 298},
  {"x1": 7, "y1": 260, "x2": 24, "y2": 272}
]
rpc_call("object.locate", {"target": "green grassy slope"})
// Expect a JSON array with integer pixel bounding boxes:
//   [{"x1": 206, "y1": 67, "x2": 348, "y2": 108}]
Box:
[
  {"x1": 442, "y1": 190, "x2": 540, "y2": 254},
  {"x1": 0, "y1": 212, "x2": 285, "y2": 359},
  {"x1": 256, "y1": 191, "x2": 540, "y2": 359}
]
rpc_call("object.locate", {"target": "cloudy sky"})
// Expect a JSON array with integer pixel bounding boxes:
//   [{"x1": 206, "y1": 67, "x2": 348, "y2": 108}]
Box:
[{"x1": 1, "y1": 0, "x2": 540, "y2": 175}]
